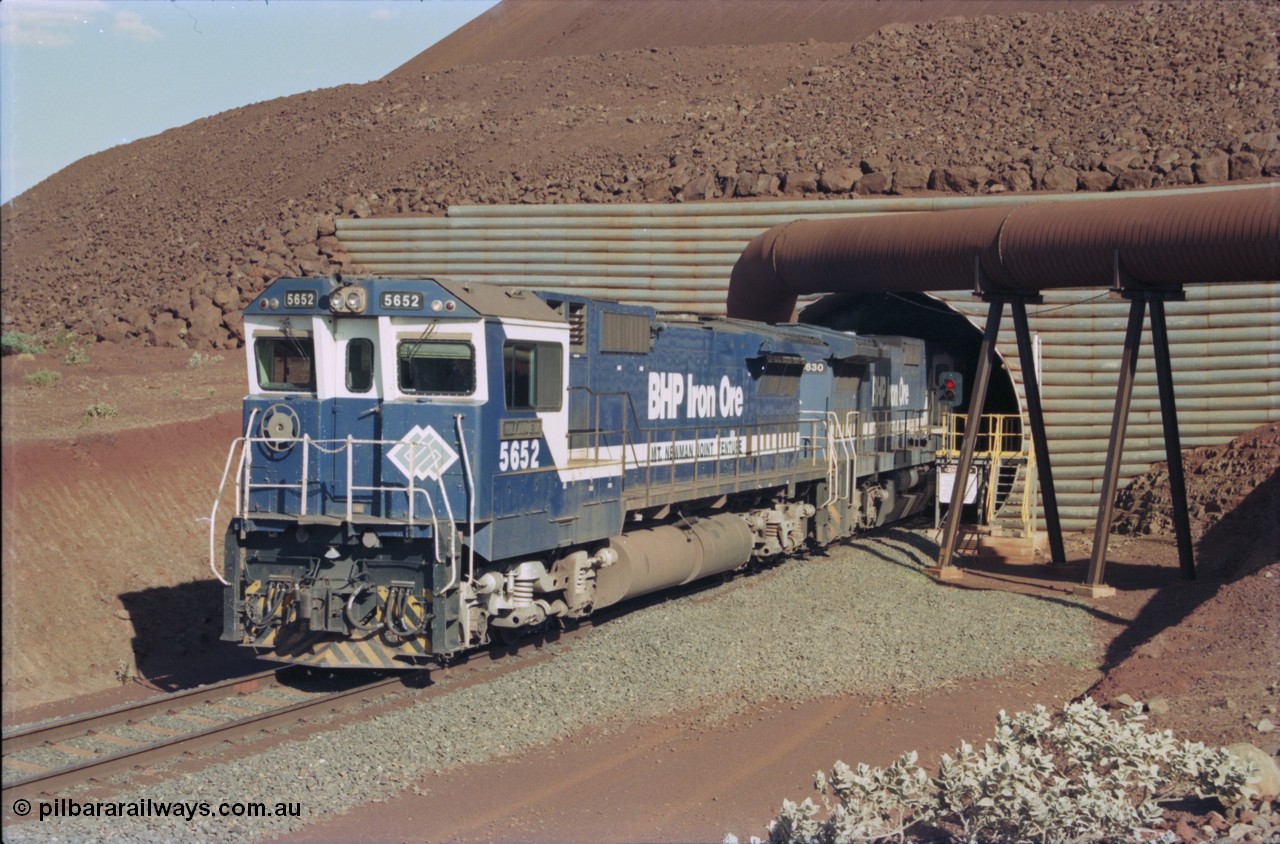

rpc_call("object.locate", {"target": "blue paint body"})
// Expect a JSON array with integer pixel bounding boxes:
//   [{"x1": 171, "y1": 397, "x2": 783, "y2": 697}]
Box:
[{"x1": 222, "y1": 277, "x2": 940, "y2": 666}]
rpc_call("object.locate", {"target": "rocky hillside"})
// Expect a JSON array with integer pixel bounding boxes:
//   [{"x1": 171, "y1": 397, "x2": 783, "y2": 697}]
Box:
[
  {"x1": 1113, "y1": 421, "x2": 1280, "y2": 576},
  {"x1": 1, "y1": 0, "x2": 1275, "y2": 349},
  {"x1": 393, "y1": 0, "x2": 1130, "y2": 74}
]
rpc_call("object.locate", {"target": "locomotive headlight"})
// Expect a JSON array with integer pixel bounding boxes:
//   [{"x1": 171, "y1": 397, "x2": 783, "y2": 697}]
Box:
[
  {"x1": 329, "y1": 286, "x2": 367, "y2": 314},
  {"x1": 431, "y1": 299, "x2": 443, "y2": 312}
]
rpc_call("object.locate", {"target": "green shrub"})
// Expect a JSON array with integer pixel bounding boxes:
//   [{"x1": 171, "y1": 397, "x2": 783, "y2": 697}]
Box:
[
  {"x1": 84, "y1": 402, "x2": 118, "y2": 419},
  {"x1": 759, "y1": 698, "x2": 1258, "y2": 844},
  {"x1": 2, "y1": 331, "x2": 44, "y2": 356},
  {"x1": 64, "y1": 345, "x2": 90, "y2": 366},
  {"x1": 188, "y1": 351, "x2": 225, "y2": 369},
  {"x1": 23, "y1": 368, "x2": 61, "y2": 387},
  {"x1": 51, "y1": 328, "x2": 80, "y2": 349}
]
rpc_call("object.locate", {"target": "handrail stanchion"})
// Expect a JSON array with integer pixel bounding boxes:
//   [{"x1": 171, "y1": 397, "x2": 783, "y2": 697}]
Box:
[
  {"x1": 454, "y1": 415, "x2": 476, "y2": 587},
  {"x1": 241, "y1": 436, "x2": 254, "y2": 517},
  {"x1": 300, "y1": 435, "x2": 310, "y2": 517},
  {"x1": 345, "y1": 435, "x2": 353, "y2": 525},
  {"x1": 212, "y1": 409, "x2": 257, "y2": 587},
  {"x1": 408, "y1": 440, "x2": 417, "y2": 527}
]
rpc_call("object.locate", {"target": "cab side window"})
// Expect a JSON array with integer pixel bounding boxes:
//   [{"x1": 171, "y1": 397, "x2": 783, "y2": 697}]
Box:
[{"x1": 502, "y1": 341, "x2": 562, "y2": 411}]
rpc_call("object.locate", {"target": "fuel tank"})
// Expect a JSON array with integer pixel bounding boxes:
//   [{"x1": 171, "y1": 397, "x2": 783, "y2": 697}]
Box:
[{"x1": 593, "y1": 513, "x2": 754, "y2": 609}]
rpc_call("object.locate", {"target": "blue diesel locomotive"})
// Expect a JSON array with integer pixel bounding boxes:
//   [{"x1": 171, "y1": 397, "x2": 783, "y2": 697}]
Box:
[{"x1": 214, "y1": 276, "x2": 954, "y2": 668}]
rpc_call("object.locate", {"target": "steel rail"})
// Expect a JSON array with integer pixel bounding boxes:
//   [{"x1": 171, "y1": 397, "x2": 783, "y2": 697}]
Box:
[
  {"x1": 2, "y1": 669, "x2": 282, "y2": 754},
  {"x1": 1, "y1": 671, "x2": 401, "y2": 803}
]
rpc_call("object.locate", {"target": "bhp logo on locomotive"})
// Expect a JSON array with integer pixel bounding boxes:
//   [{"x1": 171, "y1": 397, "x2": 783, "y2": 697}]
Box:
[{"x1": 647, "y1": 372, "x2": 745, "y2": 421}]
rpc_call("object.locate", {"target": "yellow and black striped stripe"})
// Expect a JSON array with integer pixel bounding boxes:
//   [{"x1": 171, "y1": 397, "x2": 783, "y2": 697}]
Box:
[
  {"x1": 256, "y1": 626, "x2": 431, "y2": 668},
  {"x1": 246, "y1": 591, "x2": 432, "y2": 668}
]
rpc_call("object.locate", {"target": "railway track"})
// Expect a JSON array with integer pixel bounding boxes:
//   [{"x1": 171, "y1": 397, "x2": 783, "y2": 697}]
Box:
[
  {"x1": 1, "y1": 668, "x2": 407, "y2": 804},
  {"x1": 1, "y1": 612, "x2": 632, "y2": 810}
]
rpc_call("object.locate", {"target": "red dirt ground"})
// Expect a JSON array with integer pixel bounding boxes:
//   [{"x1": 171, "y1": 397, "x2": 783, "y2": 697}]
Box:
[
  {"x1": 283, "y1": 666, "x2": 1104, "y2": 844},
  {"x1": 1, "y1": 344, "x2": 248, "y2": 709}
]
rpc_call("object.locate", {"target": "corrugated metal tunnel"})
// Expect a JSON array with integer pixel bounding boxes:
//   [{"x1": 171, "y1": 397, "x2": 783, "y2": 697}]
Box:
[{"x1": 337, "y1": 184, "x2": 1280, "y2": 530}]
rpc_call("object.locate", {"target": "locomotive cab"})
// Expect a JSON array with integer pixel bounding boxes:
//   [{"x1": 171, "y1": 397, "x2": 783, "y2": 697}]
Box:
[{"x1": 221, "y1": 276, "x2": 571, "y2": 665}]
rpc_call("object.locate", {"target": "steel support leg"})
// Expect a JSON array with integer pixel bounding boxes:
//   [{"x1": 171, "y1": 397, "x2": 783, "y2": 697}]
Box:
[
  {"x1": 1086, "y1": 295, "x2": 1147, "y2": 587},
  {"x1": 937, "y1": 299, "x2": 1003, "y2": 570},
  {"x1": 1148, "y1": 296, "x2": 1196, "y2": 580},
  {"x1": 1011, "y1": 300, "x2": 1067, "y2": 567}
]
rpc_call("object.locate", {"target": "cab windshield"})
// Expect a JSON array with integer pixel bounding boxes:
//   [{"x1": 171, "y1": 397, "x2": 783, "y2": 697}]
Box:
[
  {"x1": 255, "y1": 336, "x2": 315, "y2": 392},
  {"x1": 398, "y1": 340, "x2": 474, "y2": 395}
]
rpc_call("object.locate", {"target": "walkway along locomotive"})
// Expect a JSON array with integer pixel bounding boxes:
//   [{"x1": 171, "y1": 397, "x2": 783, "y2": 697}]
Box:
[{"x1": 213, "y1": 276, "x2": 962, "y2": 668}]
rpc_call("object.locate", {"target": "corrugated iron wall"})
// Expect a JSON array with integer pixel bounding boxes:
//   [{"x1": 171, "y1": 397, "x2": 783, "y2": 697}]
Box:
[
  {"x1": 337, "y1": 187, "x2": 1279, "y2": 531},
  {"x1": 941, "y1": 282, "x2": 1278, "y2": 526}
]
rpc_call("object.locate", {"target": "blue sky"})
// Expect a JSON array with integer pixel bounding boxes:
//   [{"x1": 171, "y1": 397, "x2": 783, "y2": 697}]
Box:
[{"x1": 0, "y1": 0, "x2": 498, "y2": 204}]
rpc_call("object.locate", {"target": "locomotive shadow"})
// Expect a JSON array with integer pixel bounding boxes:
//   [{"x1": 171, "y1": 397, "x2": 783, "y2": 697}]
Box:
[
  {"x1": 485, "y1": 624, "x2": 566, "y2": 662},
  {"x1": 851, "y1": 523, "x2": 941, "y2": 570},
  {"x1": 118, "y1": 579, "x2": 275, "y2": 692}
]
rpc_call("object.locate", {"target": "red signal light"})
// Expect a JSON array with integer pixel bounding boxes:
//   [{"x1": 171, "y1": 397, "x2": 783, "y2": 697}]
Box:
[{"x1": 936, "y1": 370, "x2": 962, "y2": 408}]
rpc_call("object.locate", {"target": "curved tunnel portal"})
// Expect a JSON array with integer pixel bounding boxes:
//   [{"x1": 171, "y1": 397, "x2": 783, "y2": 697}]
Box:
[
  {"x1": 800, "y1": 291, "x2": 1021, "y2": 419},
  {"x1": 800, "y1": 291, "x2": 1023, "y2": 526}
]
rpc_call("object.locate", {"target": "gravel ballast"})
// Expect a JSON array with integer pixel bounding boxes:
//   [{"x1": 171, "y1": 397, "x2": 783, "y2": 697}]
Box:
[{"x1": 6, "y1": 530, "x2": 1097, "y2": 842}]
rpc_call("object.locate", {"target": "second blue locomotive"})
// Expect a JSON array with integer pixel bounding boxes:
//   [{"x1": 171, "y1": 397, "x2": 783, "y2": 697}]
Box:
[{"x1": 216, "y1": 276, "x2": 953, "y2": 667}]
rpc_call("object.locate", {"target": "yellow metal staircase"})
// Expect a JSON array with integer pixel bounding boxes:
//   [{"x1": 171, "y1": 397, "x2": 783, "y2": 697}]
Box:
[{"x1": 938, "y1": 414, "x2": 1037, "y2": 541}]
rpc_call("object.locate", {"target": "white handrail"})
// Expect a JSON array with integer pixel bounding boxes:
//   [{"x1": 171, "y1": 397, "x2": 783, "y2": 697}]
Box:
[
  {"x1": 413, "y1": 486, "x2": 442, "y2": 580},
  {"x1": 407, "y1": 441, "x2": 417, "y2": 525},
  {"x1": 300, "y1": 434, "x2": 310, "y2": 516},
  {"x1": 846, "y1": 411, "x2": 858, "y2": 502},
  {"x1": 209, "y1": 409, "x2": 258, "y2": 587},
  {"x1": 344, "y1": 434, "x2": 353, "y2": 524},
  {"x1": 209, "y1": 438, "x2": 244, "y2": 587},
  {"x1": 240, "y1": 427, "x2": 254, "y2": 517}
]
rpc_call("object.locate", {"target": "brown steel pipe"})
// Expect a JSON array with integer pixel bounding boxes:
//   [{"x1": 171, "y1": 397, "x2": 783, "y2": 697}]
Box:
[{"x1": 727, "y1": 186, "x2": 1280, "y2": 323}]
